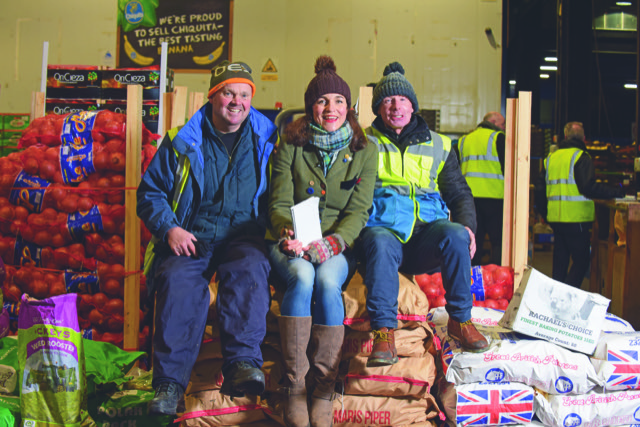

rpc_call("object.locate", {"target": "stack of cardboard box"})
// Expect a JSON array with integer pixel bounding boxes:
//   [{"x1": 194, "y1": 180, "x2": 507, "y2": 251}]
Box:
[{"x1": 45, "y1": 65, "x2": 174, "y2": 135}]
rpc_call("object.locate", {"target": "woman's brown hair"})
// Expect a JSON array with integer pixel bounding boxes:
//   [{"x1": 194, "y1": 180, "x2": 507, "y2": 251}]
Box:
[{"x1": 283, "y1": 110, "x2": 368, "y2": 151}]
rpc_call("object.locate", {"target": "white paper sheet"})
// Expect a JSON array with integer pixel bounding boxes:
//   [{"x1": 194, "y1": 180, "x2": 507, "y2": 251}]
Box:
[{"x1": 291, "y1": 197, "x2": 322, "y2": 246}]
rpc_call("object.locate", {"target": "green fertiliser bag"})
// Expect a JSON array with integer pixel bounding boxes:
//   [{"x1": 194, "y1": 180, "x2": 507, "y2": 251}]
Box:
[
  {"x1": 18, "y1": 294, "x2": 86, "y2": 427},
  {"x1": 0, "y1": 395, "x2": 20, "y2": 426},
  {"x1": 89, "y1": 389, "x2": 173, "y2": 427},
  {"x1": 0, "y1": 338, "x2": 19, "y2": 396}
]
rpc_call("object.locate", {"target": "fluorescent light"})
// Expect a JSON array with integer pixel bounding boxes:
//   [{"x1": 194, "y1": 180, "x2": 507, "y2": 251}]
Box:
[
  {"x1": 624, "y1": 83, "x2": 637, "y2": 89},
  {"x1": 540, "y1": 74, "x2": 550, "y2": 79},
  {"x1": 540, "y1": 65, "x2": 558, "y2": 71},
  {"x1": 617, "y1": 1, "x2": 632, "y2": 6},
  {"x1": 544, "y1": 57, "x2": 558, "y2": 62},
  {"x1": 509, "y1": 80, "x2": 516, "y2": 85}
]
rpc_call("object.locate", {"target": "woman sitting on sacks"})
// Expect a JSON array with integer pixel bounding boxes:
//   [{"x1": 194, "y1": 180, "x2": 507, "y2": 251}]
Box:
[{"x1": 267, "y1": 55, "x2": 377, "y2": 427}]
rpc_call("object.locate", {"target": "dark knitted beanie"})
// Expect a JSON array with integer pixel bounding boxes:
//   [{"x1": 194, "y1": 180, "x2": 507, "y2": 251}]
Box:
[
  {"x1": 371, "y1": 62, "x2": 419, "y2": 115},
  {"x1": 304, "y1": 56, "x2": 351, "y2": 116},
  {"x1": 208, "y1": 61, "x2": 256, "y2": 98}
]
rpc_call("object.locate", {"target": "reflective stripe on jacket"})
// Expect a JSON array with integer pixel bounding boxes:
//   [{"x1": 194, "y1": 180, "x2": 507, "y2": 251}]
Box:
[
  {"x1": 545, "y1": 147, "x2": 594, "y2": 223},
  {"x1": 143, "y1": 128, "x2": 191, "y2": 276},
  {"x1": 458, "y1": 127, "x2": 504, "y2": 199},
  {"x1": 365, "y1": 127, "x2": 451, "y2": 242}
]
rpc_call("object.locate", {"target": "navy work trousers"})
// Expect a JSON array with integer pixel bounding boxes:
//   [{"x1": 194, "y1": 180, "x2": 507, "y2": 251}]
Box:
[
  {"x1": 472, "y1": 197, "x2": 504, "y2": 266},
  {"x1": 550, "y1": 222, "x2": 591, "y2": 288},
  {"x1": 360, "y1": 220, "x2": 473, "y2": 329},
  {"x1": 151, "y1": 234, "x2": 271, "y2": 390}
]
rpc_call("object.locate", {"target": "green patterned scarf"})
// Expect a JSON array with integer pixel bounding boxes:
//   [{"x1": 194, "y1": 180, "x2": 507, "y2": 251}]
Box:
[{"x1": 309, "y1": 121, "x2": 353, "y2": 175}]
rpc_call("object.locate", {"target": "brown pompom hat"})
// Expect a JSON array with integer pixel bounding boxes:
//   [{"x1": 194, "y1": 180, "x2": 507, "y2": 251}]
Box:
[{"x1": 304, "y1": 55, "x2": 351, "y2": 116}]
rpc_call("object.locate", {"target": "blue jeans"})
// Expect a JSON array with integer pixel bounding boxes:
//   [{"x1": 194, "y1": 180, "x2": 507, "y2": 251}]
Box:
[
  {"x1": 152, "y1": 234, "x2": 270, "y2": 390},
  {"x1": 359, "y1": 220, "x2": 473, "y2": 329},
  {"x1": 268, "y1": 243, "x2": 352, "y2": 326}
]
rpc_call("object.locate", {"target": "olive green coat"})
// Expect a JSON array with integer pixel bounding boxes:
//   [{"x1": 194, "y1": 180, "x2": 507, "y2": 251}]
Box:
[{"x1": 267, "y1": 138, "x2": 378, "y2": 247}]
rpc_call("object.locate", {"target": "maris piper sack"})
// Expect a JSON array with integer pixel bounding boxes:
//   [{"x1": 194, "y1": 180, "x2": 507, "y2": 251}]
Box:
[{"x1": 18, "y1": 293, "x2": 87, "y2": 426}]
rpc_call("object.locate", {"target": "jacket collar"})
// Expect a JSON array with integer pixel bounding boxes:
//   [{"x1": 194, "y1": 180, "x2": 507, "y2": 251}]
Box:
[
  {"x1": 558, "y1": 137, "x2": 587, "y2": 151},
  {"x1": 477, "y1": 120, "x2": 504, "y2": 133},
  {"x1": 172, "y1": 103, "x2": 278, "y2": 162},
  {"x1": 372, "y1": 114, "x2": 431, "y2": 147}
]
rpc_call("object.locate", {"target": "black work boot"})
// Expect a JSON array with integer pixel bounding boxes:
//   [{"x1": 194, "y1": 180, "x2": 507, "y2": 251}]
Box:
[
  {"x1": 220, "y1": 361, "x2": 265, "y2": 398},
  {"x1": 149, "y1": 381, "x2": 184, "y2": 415}
]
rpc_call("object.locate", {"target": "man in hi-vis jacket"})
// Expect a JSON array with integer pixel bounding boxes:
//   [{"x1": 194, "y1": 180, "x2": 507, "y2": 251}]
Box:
[
  {"x1": 359, "y1": 62, "x2": 490, "y2": 369},
  {"x1": 535, "y1": 121, "x2": 623, "y2": 288},
  {"x1": 457, "y1": 112, "x2": 506, "y2": 265}
]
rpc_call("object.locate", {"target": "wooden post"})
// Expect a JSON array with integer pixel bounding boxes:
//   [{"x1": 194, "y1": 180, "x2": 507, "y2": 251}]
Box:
[
  {"x1": 188, "y1": 92, "x2": 205, "y2": 120},
  {"x1": 512, "y1": 91, "x2": 532, "y2": 287},
  {"x1": 357, "y1": 86, "x2": 375, "y2": 130},
  {"x1": 170, "y1": 86, "x2": 188, "y2": 129},
  {"x1": 502, "y1": 92, "x2": 532, "y2": 288},
  {"x1": 124, "y1": 84, "x2": 143, "y2": 352},
  {"x1": 30, "y1": 92, "x2": 45, "y2": 121},
  {"x1": 161, "y1": 92, "x2": 173, "y2": 136},
  {"x1": 502, "y1": 98, "x2": 518, "y2": 268}
]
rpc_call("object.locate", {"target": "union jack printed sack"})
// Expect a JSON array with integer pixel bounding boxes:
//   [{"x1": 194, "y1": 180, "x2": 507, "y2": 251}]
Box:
[
  {"x1": 592, "y1": 331, "x2": 640, "y2": 391},
  {"x1": 438, "y1": 380, "x2": 535, "y2": 426}
]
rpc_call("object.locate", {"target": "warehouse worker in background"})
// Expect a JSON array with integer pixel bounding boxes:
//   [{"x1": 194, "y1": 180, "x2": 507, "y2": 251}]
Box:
[
  {"x1": 456, "y1": 112, "x2": 506, "y2": 266},
  {"x1": 359, "y1": 62, "x2": 489, "y2": 367},
  {"x1": 137, "y1": 61, "x2": 278, "y2": 415},
  {"x1": 535, "y1": 121, "x2": 623, "y2": 288}
]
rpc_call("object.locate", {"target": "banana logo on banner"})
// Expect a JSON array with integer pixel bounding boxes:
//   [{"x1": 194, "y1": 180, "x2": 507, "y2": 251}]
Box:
[
  {"x1": 123, "y1": 35, "x2": 154, "y2": 66},
  {"x1": 193, "y1": 42, "x2": 226, "y2": 65}
]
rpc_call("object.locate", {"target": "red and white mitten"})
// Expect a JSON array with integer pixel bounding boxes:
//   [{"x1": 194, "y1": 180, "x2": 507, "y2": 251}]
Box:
[{"x1": 304, "y1": 234, "x2": 346, "y2": 264}]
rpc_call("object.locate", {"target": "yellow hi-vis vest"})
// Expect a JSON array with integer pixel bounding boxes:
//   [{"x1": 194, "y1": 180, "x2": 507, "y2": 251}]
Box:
[
  {"x1": 545, "y1": 147, "x2": 594, "y2": 223},
  {"x1": 458, "y1": 127, "x2": 504, "y2": 199},
  {"x1": 366, "y1": 127, "x2": 451, "y2": 242},
  {"x1": 142, "y1": 127, "x2": 191, "y2": 277}
]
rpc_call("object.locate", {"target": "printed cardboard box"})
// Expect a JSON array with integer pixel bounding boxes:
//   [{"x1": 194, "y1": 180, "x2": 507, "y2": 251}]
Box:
[
  {"x1": 100, "y1": 100, "x2": 160, "y2": 134},
  {"x1": 46, "y1": 66, "x2": 102, "y2": 99},
  {"x1": 45, "y1": 99, "x2": 101, "y2": 116},
  {"x1": 499, "y1": 266, "x2": 610, "y2": 355},
  {"x1": 0, "y1": 131, "x2": 21, "y2": 156},
  {"x1": 0, "y1": 131, "x2": 21, "y2": 145},
  {"x1": 1, "y1": 114, "x2": 29, "y2": 131},
  {"x1": 101, "y1": 67, "x2": 173, "y2": 101}
]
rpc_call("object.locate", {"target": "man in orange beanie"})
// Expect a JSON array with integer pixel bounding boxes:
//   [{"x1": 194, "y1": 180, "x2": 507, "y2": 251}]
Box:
[{"x1": 138, "y1": 61, "x2": 278, "y2": 415}]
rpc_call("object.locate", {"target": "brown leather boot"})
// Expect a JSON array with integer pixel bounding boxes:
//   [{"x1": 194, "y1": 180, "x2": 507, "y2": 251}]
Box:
[
  {"x1": 447, "y1": 318, "x2": 490, "y2": 353},
  {"x1": 309, "y1": 324, "x2": 344, "y2": 427},
  {"x1": 279, "y1": 316, "x2": 312, "y2": 427},
  {"x1": 366, "y1": 327, "x2": 398, "y2": 367}
]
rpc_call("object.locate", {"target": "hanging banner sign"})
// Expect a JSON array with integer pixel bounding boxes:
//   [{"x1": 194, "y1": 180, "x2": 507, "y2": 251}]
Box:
[{"x1": 117, "y1": 0, "x2": 232, "y2": 72}]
